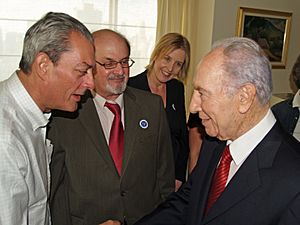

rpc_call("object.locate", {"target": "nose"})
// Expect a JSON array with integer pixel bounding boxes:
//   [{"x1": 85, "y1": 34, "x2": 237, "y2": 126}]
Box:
[
  {"x1": 189, "y1": 91, "x2": 202, "y2": 113},
  {"x1": 114, "y1": 62, "x2": 126, "y2": 74},
  {"x1": 83, "y1": 70, "x2": 95, "y2": 90},
  {"x1": 165, "y1": 60, "x2": 175, "y2": 72}
]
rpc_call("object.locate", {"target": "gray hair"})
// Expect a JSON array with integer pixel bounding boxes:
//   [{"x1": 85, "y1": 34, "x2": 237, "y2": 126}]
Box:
[
  {"x1": 19, "y1": 12, "x2": 94, "y2": 73},
  {"x1": 212, "y1": 37, "x2": 272, "y2": 105}
]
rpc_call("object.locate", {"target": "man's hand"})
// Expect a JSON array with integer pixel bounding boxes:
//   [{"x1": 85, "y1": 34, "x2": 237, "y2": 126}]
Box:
[
  {"x1": 175, "y1": 179, "x2": 183, "y2": 191},
  {"x1": 99, "y1": 220, "x2": 121, "y2": 225}
]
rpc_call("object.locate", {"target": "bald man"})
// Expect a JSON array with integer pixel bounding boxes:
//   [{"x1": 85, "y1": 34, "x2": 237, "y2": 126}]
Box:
[{"x1": 48, "y1": 29, "x2": 175, "y2": 225}]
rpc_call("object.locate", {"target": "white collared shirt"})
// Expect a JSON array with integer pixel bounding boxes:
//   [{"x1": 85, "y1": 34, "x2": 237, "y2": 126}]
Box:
[
  {"x1": 93, "y1": 93, "x2": 125, "y2": 144},
  {"x1": 0, "y1": 72, "x2": 52, "y2": 225},
  {"x1": 292, "y1": 90, "x2": 300, "y2": 141},
  {"x1": 226, "y1": 110, "x2": 276, "y2": 185}
]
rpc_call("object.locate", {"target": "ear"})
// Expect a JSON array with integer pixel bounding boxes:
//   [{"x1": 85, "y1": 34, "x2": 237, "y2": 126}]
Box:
[
  {"x1": 238, "y1": 83, "x2": 256, "y2": 114},
  {"x1": 33, "y1": 52, "x2": 52, "y2": 81}
]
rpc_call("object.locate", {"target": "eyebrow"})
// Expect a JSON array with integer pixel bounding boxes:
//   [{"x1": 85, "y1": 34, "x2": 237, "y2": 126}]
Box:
[
  {"x1": 195, "y1": 86, "x2": 210, "y2": 94},
  {"x1": 165, "y1": 54, "x2": 184, "y2": 64},
  {"x1": 76, "y1": 62, "x2": 93, "y2": 69}
]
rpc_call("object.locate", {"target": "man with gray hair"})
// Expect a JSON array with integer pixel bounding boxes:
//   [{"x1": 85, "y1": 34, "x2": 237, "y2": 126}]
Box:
[
  {"x1": 0, "y1": 12, "x2": 95, "y2": 225},
  {"x1": 134, "y1": 37, "x2": 300, "y2": 225}
]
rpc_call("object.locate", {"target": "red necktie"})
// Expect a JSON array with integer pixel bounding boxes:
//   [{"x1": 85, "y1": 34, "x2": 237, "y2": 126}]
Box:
[
  {"x1": 105, "y1": 102, "x2": 124, "y2": 175},
  {"x1": 205, "y1": 145, "x2": 232, "y2": 214}
]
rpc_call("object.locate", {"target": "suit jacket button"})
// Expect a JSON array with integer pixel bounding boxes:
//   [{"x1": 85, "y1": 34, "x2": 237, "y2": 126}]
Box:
[{"x1": 121, "y1": 190, "x2": 126, "y2": 196}]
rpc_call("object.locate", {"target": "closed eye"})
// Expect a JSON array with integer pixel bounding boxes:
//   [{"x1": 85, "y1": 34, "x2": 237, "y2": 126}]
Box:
[
  {"x1": 120, "y1": 59, "x2": 129, "y2": 66},
  {"x1": 76, "y1": 69, "x2": 88, "y2": 76},
  {"x1": 163, "y1": 55, "x2": 171, "y2": 62},
  {"x1": 176, "y1": 61, "x2": 183, "y2": 67}
]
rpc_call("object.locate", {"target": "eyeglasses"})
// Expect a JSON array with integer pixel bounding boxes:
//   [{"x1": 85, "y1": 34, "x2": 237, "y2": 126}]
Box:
[{"x1": 96, "y1": 58, "x2": 135, "y2": 69}]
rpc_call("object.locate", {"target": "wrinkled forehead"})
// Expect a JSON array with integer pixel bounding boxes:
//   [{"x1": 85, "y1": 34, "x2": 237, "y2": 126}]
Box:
[
  {"x1": 96, "y1": 40, "x2": 129, "y2": 60},
  {"x1": 193, "y1": 49, "x2": 225, "y2": 89}
]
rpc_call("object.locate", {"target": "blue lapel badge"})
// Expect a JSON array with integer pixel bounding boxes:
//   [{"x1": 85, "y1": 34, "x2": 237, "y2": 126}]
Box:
[{"x1": 139, "y1": 119, "x2": 148, "y2": 129}]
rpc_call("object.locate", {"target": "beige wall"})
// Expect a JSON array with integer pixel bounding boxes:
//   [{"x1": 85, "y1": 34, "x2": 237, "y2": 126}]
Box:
[
  {"x1": 212, "y1": 0, "x2": 300, "y2": 94},
  {"x1": 184, "y1": 0, "x2": 215, "y2": 106}
]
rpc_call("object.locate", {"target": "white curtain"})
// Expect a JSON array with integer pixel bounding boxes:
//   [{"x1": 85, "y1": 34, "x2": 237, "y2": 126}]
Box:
[{"x1": 156, "y1": 0, "x2": 215, "y2": 115}]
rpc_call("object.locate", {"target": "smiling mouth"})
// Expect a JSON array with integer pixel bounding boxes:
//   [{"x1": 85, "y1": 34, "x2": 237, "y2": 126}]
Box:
[
  {"x1": 201, "y1": 118, "x2": 210, "y2": 126},
  {"x1": 72, "y1": 94, "x2": 82, "y2": 102},
  {"x1": 162, "y1": 71, "x2": 171, "y2": 77}
]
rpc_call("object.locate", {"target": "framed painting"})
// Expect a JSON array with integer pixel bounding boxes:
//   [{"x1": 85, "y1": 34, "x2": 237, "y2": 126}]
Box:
[{"x1": 236, "y1": 7, "x2": 292, "y2": 69}]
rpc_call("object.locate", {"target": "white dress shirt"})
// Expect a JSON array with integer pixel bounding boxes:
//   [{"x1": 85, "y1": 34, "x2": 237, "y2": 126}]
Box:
[
  {"x1": 93, "y1": 93, "x2": 125, "y2": 144},
  {"x1": 0, "y1": 72, "x2": 52, "y2": 225},
  {"x1": 226, "y1": 110, "x2": 276, "y2": 185}
]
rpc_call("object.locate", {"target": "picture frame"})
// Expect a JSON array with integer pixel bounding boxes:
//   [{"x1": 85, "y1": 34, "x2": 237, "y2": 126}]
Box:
[{"x1": 236, "y1": 7, "x2": 292, "y2": 69}]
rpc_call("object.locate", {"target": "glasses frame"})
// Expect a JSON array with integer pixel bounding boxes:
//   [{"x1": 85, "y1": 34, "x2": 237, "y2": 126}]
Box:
[{"x1": 96, "y1": 58, "x2": 135, "y2": 69}]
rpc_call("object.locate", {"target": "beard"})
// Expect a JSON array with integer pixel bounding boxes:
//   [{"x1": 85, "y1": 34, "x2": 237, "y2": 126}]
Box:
[{"x1": 106, "y1": 73, "x2": 127, "y2": 95}]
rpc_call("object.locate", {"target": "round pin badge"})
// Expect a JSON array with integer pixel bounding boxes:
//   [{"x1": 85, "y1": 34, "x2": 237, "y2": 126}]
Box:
[{"x1": 139, "y1": 119, "x2": 148, "y2": 129}]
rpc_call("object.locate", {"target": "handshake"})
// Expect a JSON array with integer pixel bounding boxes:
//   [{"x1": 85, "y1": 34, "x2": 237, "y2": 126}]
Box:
[{"x1": 100, "y1": 220, "x2": 122, "y2": 225}]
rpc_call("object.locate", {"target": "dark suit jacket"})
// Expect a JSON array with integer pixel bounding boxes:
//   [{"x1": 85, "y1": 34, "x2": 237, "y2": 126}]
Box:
[
  {"x1": 272, "y1": 97, "x2": 299, "y2": 135},
  {"x1": 128, "y1": 71, "x2": 189, "y2": 182},
  {"x1": 48, "y1": 87, "x2": 175, "y2": 225},
  {"x1": 134, "y1": 122, "x2": 300, "y2": 225}
]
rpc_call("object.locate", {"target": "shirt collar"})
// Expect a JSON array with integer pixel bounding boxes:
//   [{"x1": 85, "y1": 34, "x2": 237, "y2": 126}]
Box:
[
  {"x1": 93, "y1": 92, "x2": 124, "y2": 110},
  {"x1": 227, "y1": 109, "x2": 276, "y2": 166},
  {"x1": 292, "y1": 90, "x2": 300, "y2": 108},
  {"x1": 9, "y1": 72, "x2": 50, "y2": 130}
]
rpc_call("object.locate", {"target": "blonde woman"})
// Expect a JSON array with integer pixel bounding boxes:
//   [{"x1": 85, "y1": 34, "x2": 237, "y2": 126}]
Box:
[{"x1": 128, "y1": 33, "x2": 190, "y2": 190}]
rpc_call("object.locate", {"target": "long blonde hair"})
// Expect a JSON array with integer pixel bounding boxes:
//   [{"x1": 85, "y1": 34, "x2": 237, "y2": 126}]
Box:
[{"x1": 146, "y1": 33, "x2": 191, "y2": 80}]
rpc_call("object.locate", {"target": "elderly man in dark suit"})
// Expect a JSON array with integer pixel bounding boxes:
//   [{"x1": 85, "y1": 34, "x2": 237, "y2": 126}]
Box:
[
  {"x1": 48, "y1": 29, "x2": 175, "y2": 225},
  {"x1": 133, "y1": 37, "x2": 300, "y2": 225}
]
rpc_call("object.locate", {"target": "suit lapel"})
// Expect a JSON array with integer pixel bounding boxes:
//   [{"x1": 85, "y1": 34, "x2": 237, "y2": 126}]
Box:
[
  {"x1": 121, "y1": 88, "x2": 140, "y2": 175},
  {"x1": 78, "y1": 95, "x2": 117, "y2": 173},
  {"x1": 203, "y1": 150, "x2": 261, "y2": 223},
  {"x1": 189, "y1": 139, "x2": 225, "y2": 225},
  {"x1": 203, "y1": 123, "x2": 282, "y2": 224}
]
